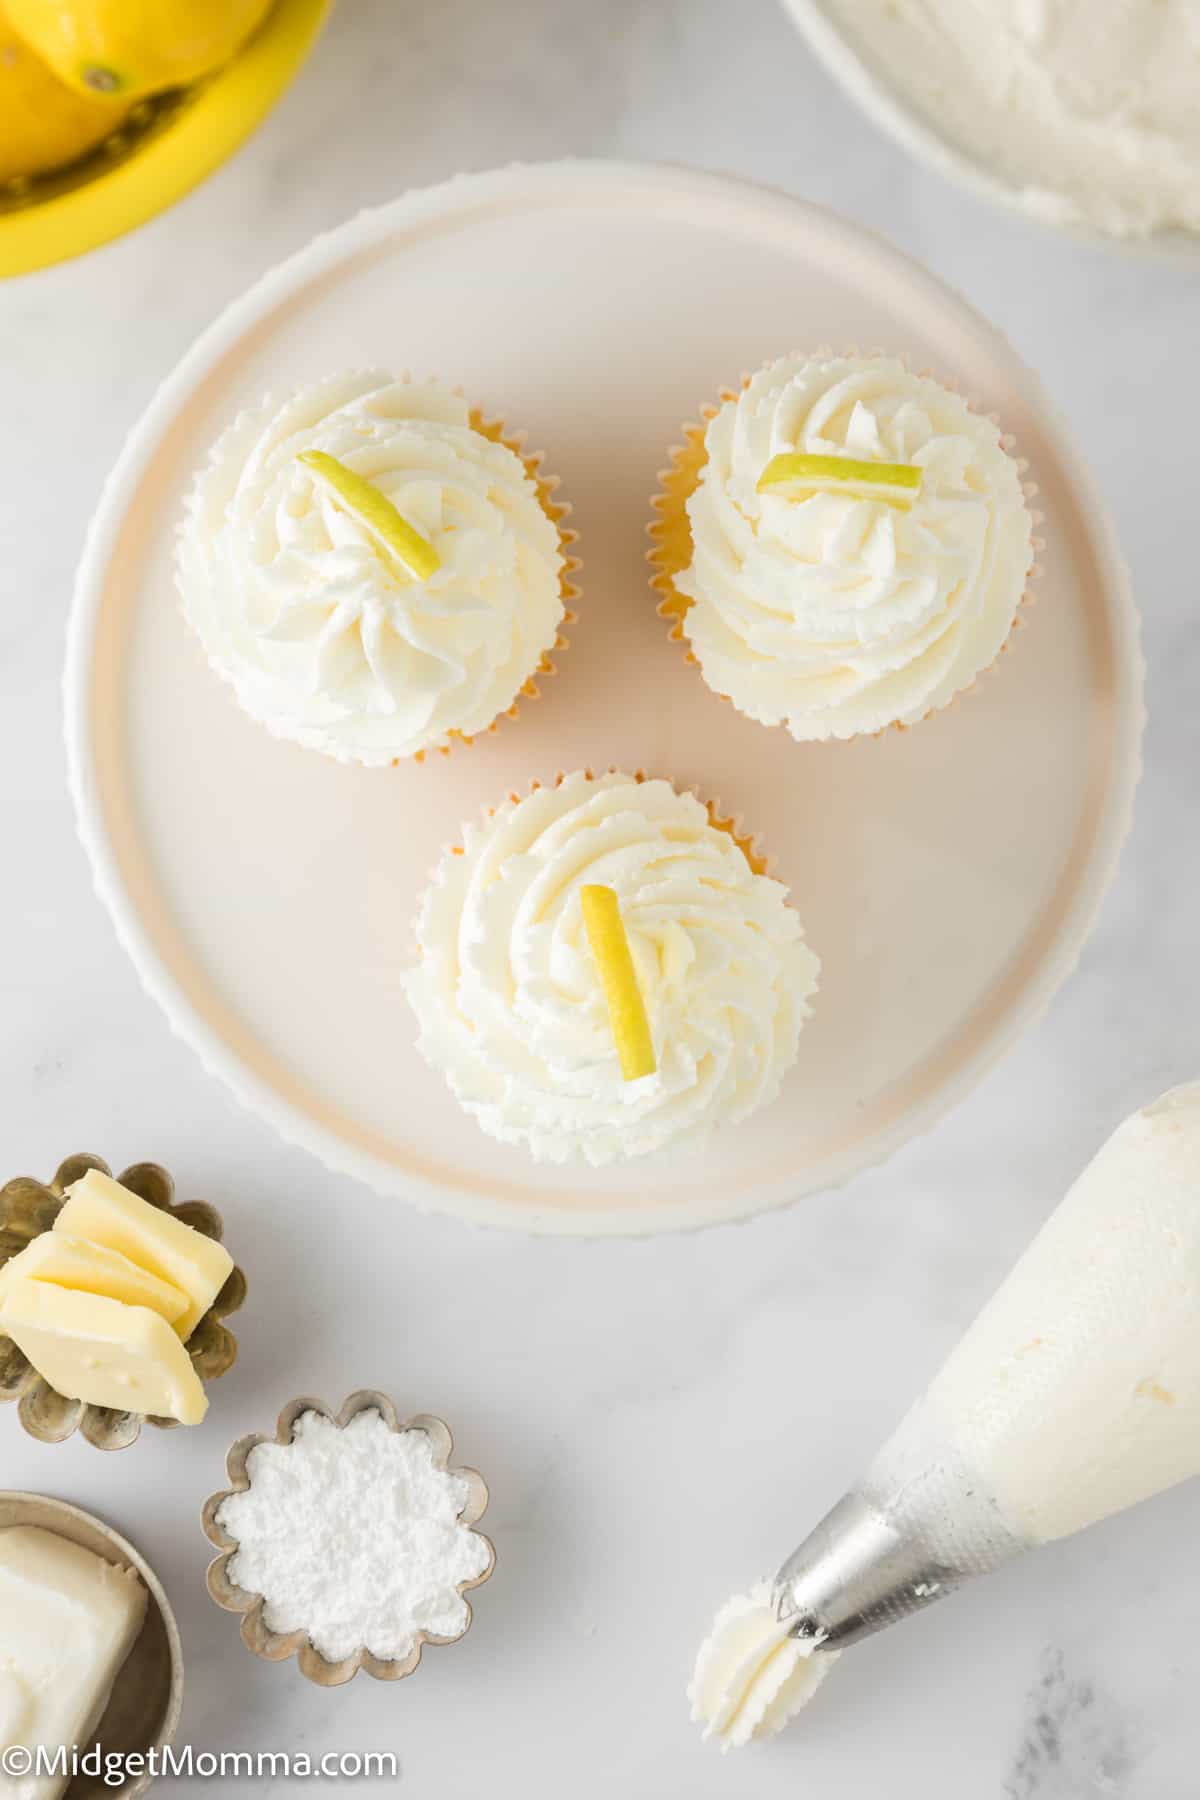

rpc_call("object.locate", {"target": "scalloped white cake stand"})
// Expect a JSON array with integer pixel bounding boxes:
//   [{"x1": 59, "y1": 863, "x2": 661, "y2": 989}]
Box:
[{"x1": 66, "y1": 161, "x2": 1141, "y2": 1235}]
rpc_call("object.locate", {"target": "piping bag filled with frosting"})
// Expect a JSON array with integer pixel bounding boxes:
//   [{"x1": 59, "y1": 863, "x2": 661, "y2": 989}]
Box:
[{"x1": 691, "y1": 1081, "x2": 1200, "y2": 1748}]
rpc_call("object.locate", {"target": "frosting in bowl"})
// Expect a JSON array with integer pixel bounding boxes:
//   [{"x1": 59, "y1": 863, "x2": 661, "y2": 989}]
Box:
[
  {"x1": 403, "y1": 772, "x2": 819, "y2": 1165},
  {"x1": 819, "y1": 0, "x2": 1200, "y2": 241},
  {"x1": 673, "y1": 354, "x2": 1033, "y2": 741},
  {"x1": 176, "y1": 371, "x2": 566, "y2": 763}
]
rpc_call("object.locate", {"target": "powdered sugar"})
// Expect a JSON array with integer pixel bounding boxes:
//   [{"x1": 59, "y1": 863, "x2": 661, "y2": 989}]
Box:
[{"x1": 217, "y1": 1408, "x2": 491, "y2": 1664}]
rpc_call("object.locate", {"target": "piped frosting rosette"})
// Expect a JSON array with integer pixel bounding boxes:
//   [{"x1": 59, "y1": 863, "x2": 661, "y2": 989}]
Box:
[
  {"x1": 650, "y1": 353, "x2": 1036, "y2": 741},
  {"x1": 177, "y1": 370, "x2": 577, "y2": 764},
  {"x1": 403, "y1": 771, "x2": 820, "y2": 1166},
  {"x1": 689, "y1": 1582, "x2": 838, "y2": 1750}
]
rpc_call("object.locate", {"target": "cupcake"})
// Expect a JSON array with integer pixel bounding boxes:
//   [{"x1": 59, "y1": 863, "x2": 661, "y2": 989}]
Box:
[
  {"x1": 403, "y1": 771, "x2": 820, "y2": 1166},
  {"x1": 650, "y1": 353, "x2": 1035, "y2": 741},
  {"x1": 176, "y1": 371, "x2": 574, "y2": 764}
]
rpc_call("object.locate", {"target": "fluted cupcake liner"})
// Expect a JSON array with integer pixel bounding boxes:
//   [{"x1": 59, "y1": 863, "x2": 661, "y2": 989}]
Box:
[
  {"x1": 411, "y1": 405, "x2": 581, "y2": 763},
  {"x1": 647, "y1": 350, "x2": 1042, "y2": 742}
]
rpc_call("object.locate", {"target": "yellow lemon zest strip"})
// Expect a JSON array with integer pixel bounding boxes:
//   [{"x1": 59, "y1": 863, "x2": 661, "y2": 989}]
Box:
[
  {"x1": 580, "y1": 885, "x2": 656, "y2": 1082},
  {"x1": 298, "y1": 449, "x2": 439, "y2": 580}
]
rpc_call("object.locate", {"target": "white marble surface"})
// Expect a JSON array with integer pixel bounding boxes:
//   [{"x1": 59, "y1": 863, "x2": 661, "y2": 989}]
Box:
[{"x1": 1, "y1": 2, "x2": 1198, "y2": 1794}]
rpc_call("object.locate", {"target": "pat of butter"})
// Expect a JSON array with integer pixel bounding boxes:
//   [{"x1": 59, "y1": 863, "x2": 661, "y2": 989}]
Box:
[
  {"x1": 55, "y1": 1169, "x2": 232, "y2": 1342},
  {"x1": 0, "y1": 1669, "x2": 33, "y2": 1752},
  {"x1": 0, "y1": 1525, "x2": 147, "y2": 1800},
  {"x1": 0, "y1": 1278, "x2": 208, "y2": 1425},
  {"x1": 0, "y1": 1234, "x2": 188, "y2": 1326}
]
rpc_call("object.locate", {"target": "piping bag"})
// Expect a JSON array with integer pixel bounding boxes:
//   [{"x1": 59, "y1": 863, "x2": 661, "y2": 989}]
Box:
[{"x1": 691, "y1": 1081, "x2": 1200, "y2": 1749}]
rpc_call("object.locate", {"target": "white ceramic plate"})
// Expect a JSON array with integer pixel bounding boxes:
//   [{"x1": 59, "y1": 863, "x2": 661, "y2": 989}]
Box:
[
  {"x1": 782, "y1": 0, "x2": 1200, "y2": 261},
  {"x1": 66, "y1": 161, "x2": 1141, "y2": 1236}
]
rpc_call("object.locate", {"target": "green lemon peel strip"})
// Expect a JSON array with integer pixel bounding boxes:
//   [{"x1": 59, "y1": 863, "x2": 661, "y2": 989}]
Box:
[
  {"x1": 298, "y1": 450, "x2": 440, "y2": 581},
  {"x1": 580, "y1": 884, "x2": 657, "y2": 1082},
  {"x1": 757, "y1": 451, "x2": 922, "y2": 508}
]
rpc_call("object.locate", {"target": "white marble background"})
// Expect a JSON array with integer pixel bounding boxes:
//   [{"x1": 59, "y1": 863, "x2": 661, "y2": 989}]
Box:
[{"x1": 2, "y1": 3, "x2": 1199, "y2": 1795}]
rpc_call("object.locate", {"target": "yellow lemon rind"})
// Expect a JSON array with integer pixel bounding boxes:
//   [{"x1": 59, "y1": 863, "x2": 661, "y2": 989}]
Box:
[
  {"x1": 580, "y1": 885, "x2": 656, "y2": 1083},
  {"x1": 297, "y1": 449, "x2": 440, "y2": 582}
]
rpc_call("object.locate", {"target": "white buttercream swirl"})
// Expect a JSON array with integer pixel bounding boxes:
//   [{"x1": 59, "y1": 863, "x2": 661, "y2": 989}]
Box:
[
  {"x1": 177, "y1": 370, "x2": 565, "y2": 763},
  {"x1": 403, "y1": 772, "x2": 819, "y2": 1165},
  {"x1": 675, "y1": 354, "x2": 1033, "y2": 740}
]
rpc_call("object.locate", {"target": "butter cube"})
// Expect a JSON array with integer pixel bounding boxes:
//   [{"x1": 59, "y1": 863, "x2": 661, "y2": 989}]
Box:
[
  {"x1": 0, "y1": 1525, "x2": 147, "y2": 1800},
  {"x1": 0, "y1": 1278, "x2": 208, "y2": 1425},
  {"x1": 0, "y1": 1234, "x2": 188, "y2": 1327},
  {"x1": 54, "y1": 1169, "x2": 232, "y2": 1341}
]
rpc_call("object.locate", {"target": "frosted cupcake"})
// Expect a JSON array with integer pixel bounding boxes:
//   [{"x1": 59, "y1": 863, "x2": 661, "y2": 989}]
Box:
[
  {"x1": 403, "y1": 771, "x2": 819, "y2": 1165},
  {"x1": 650, "y1": 353, "x2": 1035, "y2": 741},
  {"x1": 177, "y1": 371, "x2": 574, "y2": 764}
]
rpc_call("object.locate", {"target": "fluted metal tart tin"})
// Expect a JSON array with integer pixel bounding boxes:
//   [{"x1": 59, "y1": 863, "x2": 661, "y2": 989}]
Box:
[
  {"x1": 0, "y1": 1153, "x2": 245, "y2": 1450},
  {"x1": 201, "y1": 1389, "x2": 495, "y2": 1688}
]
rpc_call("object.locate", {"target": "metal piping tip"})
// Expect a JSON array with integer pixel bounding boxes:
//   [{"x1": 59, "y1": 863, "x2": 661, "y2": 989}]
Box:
[
  {"x1": 771, "y1": 1489, "x2": 965, "y2": 1651},
  {"x1": 771, "y1": 1445, "x2": 1028, "y2": 1654}
]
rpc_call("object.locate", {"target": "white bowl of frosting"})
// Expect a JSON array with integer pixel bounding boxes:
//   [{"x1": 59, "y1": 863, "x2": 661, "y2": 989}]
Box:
[{"x1": 784, "y1": 0, "x2": 1200, "y2": 252}]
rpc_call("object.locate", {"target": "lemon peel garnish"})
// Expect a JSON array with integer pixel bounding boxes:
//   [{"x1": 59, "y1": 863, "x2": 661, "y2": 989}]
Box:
[
  {"x1": 298, "y1": 450, "x2": 439, "y2": 581},
  {"x1": 580, "y1": 885, "x2": 656, "y2": 1082},
  {"x1": 757, "y1": 451, "x2": 922, "y2": 509}
]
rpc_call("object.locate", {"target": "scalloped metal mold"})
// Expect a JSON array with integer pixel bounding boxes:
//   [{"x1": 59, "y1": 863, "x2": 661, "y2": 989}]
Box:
[
  {"x1": 201, "y1": 1389, "x2": 494, "y2": 1687},
  {"x1": 0, "y1": 1153, "x2": 245, "y2": 1450}
]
